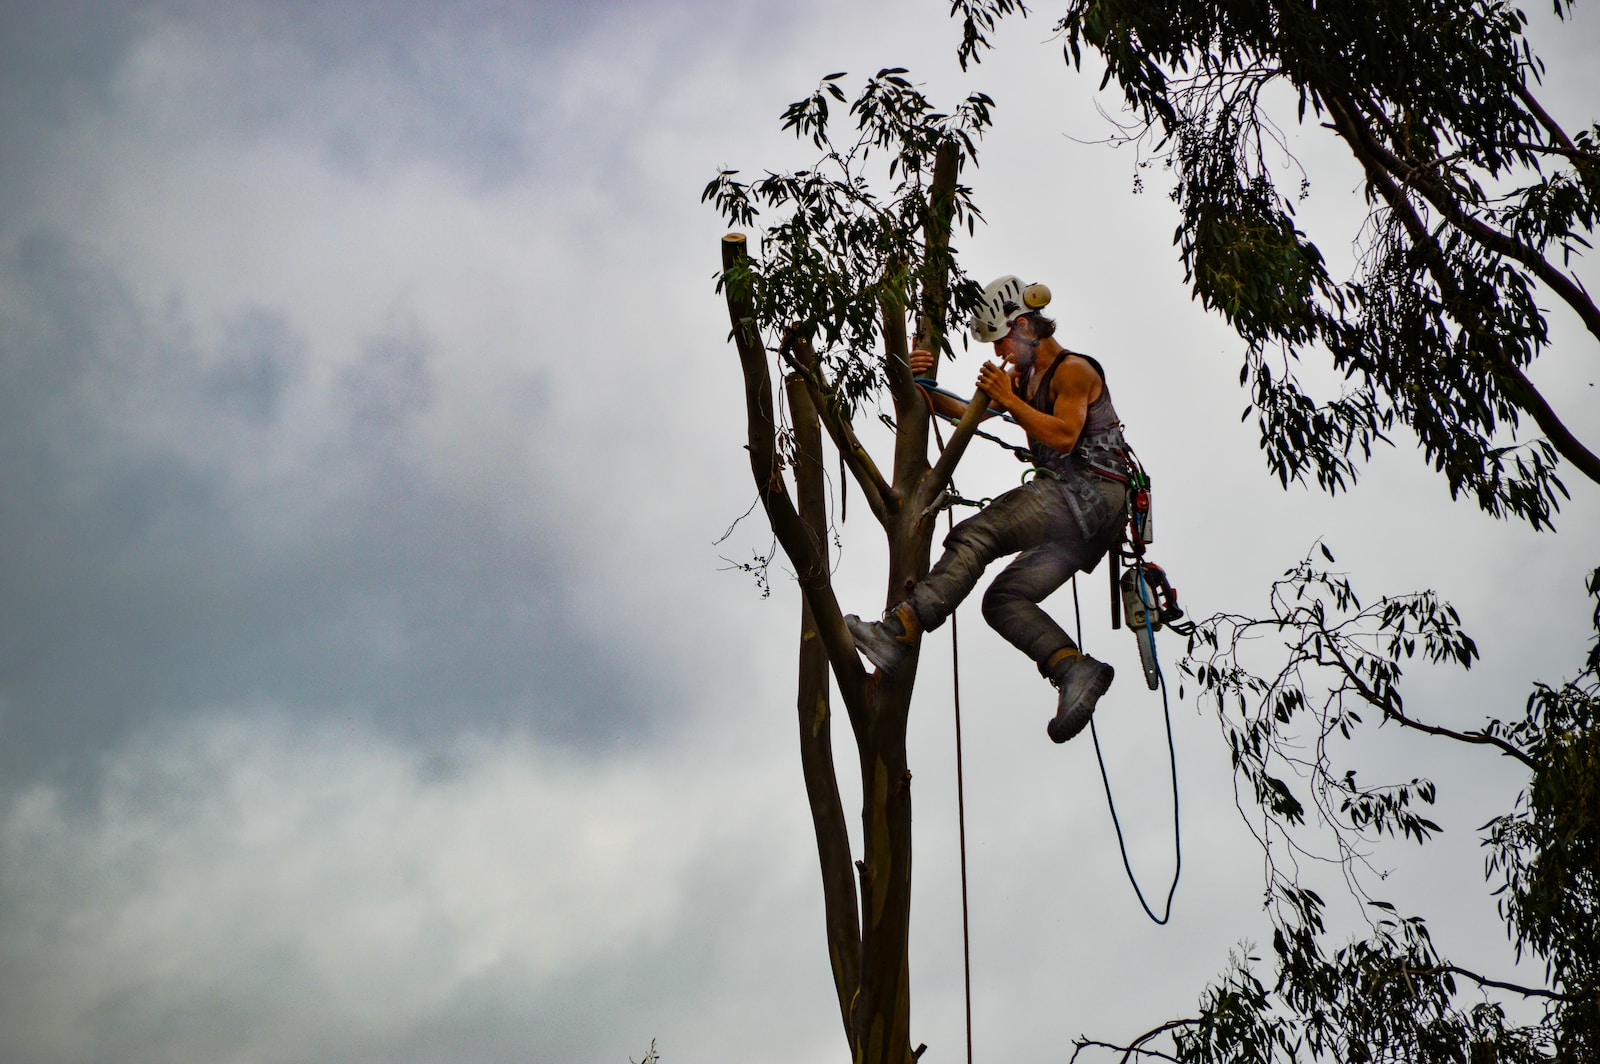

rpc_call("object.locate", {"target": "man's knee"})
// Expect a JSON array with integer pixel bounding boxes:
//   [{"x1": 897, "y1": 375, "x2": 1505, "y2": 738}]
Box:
[
  {"x1": 942, "y1": 513, "x2": 1004, "y2": 558},
  {"x1": 981, "y1": 577, "x2": 1023, "y2": 628}
]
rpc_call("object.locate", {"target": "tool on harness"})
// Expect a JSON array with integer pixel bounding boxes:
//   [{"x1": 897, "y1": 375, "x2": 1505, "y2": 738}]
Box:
[
  {"x1": 1120, "y1": 565, "x2": 1184, "y2": 690},
  {"x1": 1134, "y1": 482, "x2": 1152, "y2": 543},
  {"x1": 1110, "y1": 450, "x2": 1188, "y2": 688}
]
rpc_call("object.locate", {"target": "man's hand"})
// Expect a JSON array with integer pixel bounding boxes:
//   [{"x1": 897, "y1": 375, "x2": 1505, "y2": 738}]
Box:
[
  {"x1": 976, "y1": 361, "x2": 1017, "y2": 411},
  {"x1": 909, "y1": 349, "x2": 935, "y2": 376}
]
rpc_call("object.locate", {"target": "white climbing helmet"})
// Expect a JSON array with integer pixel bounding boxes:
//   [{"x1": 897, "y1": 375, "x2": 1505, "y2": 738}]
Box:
[{"x1": 970, "y1": 275, "x2": 1053, "y2": 343}]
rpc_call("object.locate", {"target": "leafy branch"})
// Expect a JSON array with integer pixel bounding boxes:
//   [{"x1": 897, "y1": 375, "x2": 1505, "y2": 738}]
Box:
[
  {"x1": 1072, "y1": 557, "x2": 1600, "y2": 1063},
  {"x1": 956, "y1": 0, "x2": 1600, "y2": 525},
  {"x1": 706, "y1": 69, "x2": 993, "y2": 422}
]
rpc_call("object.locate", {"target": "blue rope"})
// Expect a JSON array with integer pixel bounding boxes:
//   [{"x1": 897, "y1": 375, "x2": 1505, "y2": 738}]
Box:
[
  {"x1": 911, "y1": 378, "x2": 1034, "y2": 462},
  {"x1": 1074, "y1": 571, "x2": 1183, "y2": 925},
  {"x1": 912, "y1": 379, "x2": 1020, "y2": 425}
]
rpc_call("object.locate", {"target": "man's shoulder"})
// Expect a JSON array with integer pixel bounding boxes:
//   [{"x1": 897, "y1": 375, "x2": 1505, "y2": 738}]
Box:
[{"x1": 1051, "y1": 352, "x2": 1104, "y2": 393}]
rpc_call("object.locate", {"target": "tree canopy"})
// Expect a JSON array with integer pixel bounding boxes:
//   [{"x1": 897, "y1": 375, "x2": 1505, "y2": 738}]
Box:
[
  {"x1": 948, "y1": 2, "x2": 1600, "y2": 1059},
  {"x1": 708, "y1": 6, "x2": 1597, "y2": 1061},
  {"x1": 1121, "y1": 558, "x2": 1600, "y2": 1064},
  {"x1": 707, "y1": 69, "x2": 994, "y2": 414},
  {"x1": 963, "y1": 0, "x2": 1600, "y2": 528}
]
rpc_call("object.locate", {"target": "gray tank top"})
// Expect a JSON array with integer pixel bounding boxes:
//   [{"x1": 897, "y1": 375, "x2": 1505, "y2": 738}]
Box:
[{"x1": 1025, "y1": 352, "x2": 1129, "y2": 481}]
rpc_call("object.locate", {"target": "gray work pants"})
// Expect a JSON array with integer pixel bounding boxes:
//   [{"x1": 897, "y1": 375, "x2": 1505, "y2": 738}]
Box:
[{"x1": 908, "y1": 473, "x2": 1126, "y2": 670}]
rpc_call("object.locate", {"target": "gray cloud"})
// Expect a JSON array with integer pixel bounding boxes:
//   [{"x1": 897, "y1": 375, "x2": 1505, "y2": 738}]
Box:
[
  {"x1": 0, "y1": 715, "x2": 743, "y2": 1063},
  {"x1": 0, "y1": 229, "x2": 655, "y2": 795},
  {"x1": 0, "y1": 0, "x2": 1594, "y2": 1061}
]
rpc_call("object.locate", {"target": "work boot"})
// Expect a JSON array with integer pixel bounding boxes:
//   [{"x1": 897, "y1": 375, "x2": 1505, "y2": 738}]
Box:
[
  {"x1": 845, "y1": 603, "x2": 920, "y2": 675},
  {"x1": 1047, "y1": 654, "x2": 1115, "y2": 743}
]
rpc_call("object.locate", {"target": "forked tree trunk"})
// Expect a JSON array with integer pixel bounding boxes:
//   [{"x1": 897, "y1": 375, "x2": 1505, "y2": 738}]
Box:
[{"x1": 717, "y1": 141, "x2": 992, "y2": 1064}]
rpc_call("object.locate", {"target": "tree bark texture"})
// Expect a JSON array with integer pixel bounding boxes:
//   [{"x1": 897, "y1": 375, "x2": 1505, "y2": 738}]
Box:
[{"x1": 788, "y1": 376, "x2": 864, "y2": 1040}]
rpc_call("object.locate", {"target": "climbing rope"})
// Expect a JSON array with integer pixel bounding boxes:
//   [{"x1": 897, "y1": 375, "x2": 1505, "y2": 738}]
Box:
[
  {"x1": 1074, "y1": 572, "x2": 1183, "y2": 925},
  {"x1": 922, "y1": 376, "x2": 1182, "y2": 1064},
  {"x1": 926, "y1": 399, "x2": 976, "y2": 1064},
  {"x1": 948, "y1": 508, "x2": 975, "y2": 1064}
]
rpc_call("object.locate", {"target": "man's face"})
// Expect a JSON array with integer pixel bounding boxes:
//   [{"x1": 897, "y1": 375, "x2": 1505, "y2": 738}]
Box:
[{"x1": 994, "y1": 317, "x2": 1039, "y2": 368}]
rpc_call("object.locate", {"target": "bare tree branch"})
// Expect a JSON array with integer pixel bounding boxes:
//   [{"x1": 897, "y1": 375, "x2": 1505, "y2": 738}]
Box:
[
  {"x1": 790, "y1": 334, "x2": 896, "y2": 526},
  {"x1": 1513, "y1": 82, "x2": 1585, "y2": 161},
  {"x1": 1379, "y1": 706, "x2": 1542, "y2": 770},
  {"x1": 1345, "y1": 105, "x2": 1600, "y2": 345},
  {"x1": 892, "y1": 140, "x2": 961, "y2": 497},
  {"x1": 1068, "y1": 1018, "x2": 1197, "y2": 1064},
  {"x1": 788, "y1": 375, "x2": 865, "y2": 1034},
  {"x1": 918, "y1": 142, "x2": 959, "y2": 374},
  {"x1": 917, "y1": 390, "x2": 991, "y2": 517},
  {"x1": 1410, "y1": 964, "x2": 1575, "y2": 1002},
  {"x1": 724, "y1": 233, "x2": 869, "y2": 714},
  {"x1": 1305, "y1": 610, "x2": 1542, "y2": 771},
  {"x1": 883, "y1": 294, "x2": 929, "y2": 495}
]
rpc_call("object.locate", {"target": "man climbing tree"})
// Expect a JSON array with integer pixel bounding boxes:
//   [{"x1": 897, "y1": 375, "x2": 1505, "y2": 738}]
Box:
[
  {"x1": 937, "y1": 2, "x2": 1600, "y2": 1060},
  {"x1": 845, "y1": 275, "x2": 1133, "y2": 743}
]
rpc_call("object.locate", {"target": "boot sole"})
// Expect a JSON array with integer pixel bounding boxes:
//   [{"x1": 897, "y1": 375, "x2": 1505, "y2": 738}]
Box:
[{"x1": 1048, "y1": 662, "x2": 1115, "y2": 743}]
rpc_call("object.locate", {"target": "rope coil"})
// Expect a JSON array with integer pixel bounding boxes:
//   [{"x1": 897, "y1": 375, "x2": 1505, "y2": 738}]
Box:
[{"x1": 1076, "y1": 573, "x2": 1183, "y2": 925}]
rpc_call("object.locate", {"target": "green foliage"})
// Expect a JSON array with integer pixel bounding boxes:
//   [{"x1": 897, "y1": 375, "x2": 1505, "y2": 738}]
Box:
[
  {"x1": 705, "y1": 70, "x2": 993, "y2": 415},
  {"x1": 962, "y1": 0, "x2": 1600, "y2": 527},
  {"x1": 1181, "y1": 556, "x2": 1466, "y2": 894},
  {"x1": 1092, "y1": 559, "x2": 1600, "y2": 1064},
  {"x1": 1484, "y1": 567, "x2": 1600, "y2": 1060},
  {"x1": 952, "y1": 0, "x2": 1030, "y2": 71},
  {"x1": 937, "y1": 6, "x2": 1600, "y2": 1058}
]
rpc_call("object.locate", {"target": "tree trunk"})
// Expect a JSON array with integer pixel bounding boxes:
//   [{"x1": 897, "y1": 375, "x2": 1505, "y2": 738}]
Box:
[{"x1": 718, "y1": 145, "x2": 976, "y2": 1063}]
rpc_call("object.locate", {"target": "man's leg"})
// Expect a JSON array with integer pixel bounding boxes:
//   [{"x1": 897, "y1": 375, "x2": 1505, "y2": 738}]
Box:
[
  {"x1": 980, "y1": 540, "x2": 1085, "y2": 666},
  {"x1": 910, "y1": 480, "x2": 1063, "y2": 629},
  {"x1": 846, "y1": 481, "x2": 1059, "y2": 673},
  {"x1": 981, "y1": 539, "x2": 1115, "y2": 742},
  {"x1": 979, "y1": 480, "x2": 1126, "y2": 742}
]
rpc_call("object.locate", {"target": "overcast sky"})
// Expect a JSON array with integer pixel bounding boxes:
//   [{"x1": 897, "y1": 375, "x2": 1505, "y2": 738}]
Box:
[{"x1": 1, "y1": 3, "x2": 1596, "y2": 1062}]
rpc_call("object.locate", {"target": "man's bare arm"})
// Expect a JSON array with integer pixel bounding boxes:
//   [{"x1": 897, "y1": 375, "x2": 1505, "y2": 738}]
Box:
[
  {"x1": 910, "y1": 349, "x2": 999, "y2": 422},
  {"x1": 978, "y1": 357, "x2": 1096, "y2": 453}
]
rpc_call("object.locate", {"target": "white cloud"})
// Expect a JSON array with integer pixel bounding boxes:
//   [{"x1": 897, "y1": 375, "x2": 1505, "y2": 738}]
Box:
[{"x1": 0, "y1": 713, "x2": 728, "y2": 1063}]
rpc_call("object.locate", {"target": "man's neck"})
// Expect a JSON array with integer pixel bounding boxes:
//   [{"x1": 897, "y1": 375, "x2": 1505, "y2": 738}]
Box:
[{"x1": 1019, "y1": 337, "x2": 1066, "y2": 383}]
